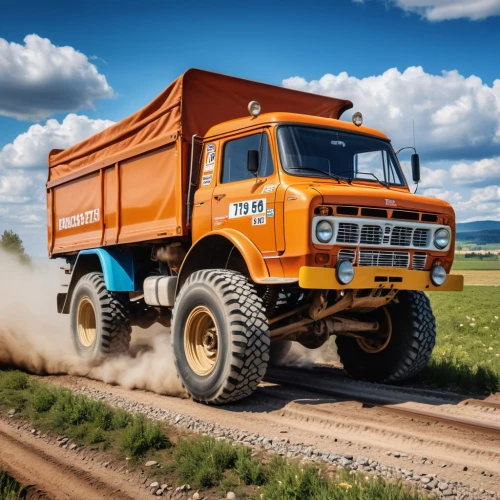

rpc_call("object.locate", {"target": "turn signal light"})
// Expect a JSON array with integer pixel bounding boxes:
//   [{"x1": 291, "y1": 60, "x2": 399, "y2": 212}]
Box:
[{"x1": 315, "y1": 253, "x2": 330, "y2": 264}]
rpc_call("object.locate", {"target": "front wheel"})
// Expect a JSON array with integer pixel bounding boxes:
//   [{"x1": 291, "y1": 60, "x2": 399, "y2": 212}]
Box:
[
  {"x1": 335, "y1": 291, "x2": 436, "y2": 382},
  {"x1": 70, "y1": 272, "x2": 131, "y2": 363},
  {"x1": 171, "y1": 270, "x2": 270, "y2": 404}
]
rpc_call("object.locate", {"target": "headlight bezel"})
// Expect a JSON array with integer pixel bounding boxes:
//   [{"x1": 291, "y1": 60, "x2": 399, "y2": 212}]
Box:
[
  {"x1": 336, "y1": 259, "x2": 355, "y2": 285},
  {"x1": 315, "y1": 220, "x2": 334, "y2": 244},
  {"x1": 431, "y1": 265, "x2": 447, "y2": 286},
  {"x1": 434, "y1": 228, "x2": 450, "y2": 249}
]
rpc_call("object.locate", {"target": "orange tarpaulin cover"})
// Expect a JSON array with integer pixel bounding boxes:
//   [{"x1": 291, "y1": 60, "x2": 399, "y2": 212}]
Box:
[{"x1": 48, "y1": 69, "x2": 352, "y2": 181}]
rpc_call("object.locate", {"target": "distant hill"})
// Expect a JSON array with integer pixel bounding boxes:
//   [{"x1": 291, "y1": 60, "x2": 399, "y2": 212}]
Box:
[
  {"x1": 455, "y1": 220, "x2": 500, "y2": 245},
  {"x1": 456, "y1": 220, "x2": 500, "y2": 232}
]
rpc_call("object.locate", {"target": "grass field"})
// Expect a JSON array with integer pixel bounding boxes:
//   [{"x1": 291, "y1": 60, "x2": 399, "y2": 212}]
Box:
[
  {"x1": 452, "y1": 252, "x2": 500, "y2": 271},
  {"x1": 456, "y1": 243, "x2": 500, "y2": 251},
  {"x1": 423, "y1": 286, "x2": 500, "y2": 393},
  {"x1": 452, "y1": 260, "x2": 500, "y2": 270}
]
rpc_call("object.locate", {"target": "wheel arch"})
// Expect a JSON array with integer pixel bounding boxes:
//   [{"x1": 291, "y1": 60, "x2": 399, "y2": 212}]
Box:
[
  {"x1": 58, "y1": 248, "x2": 137, "y2": 314},
  {"x1": 176, "y1": 230, "x2": 275, "y2": 295}
]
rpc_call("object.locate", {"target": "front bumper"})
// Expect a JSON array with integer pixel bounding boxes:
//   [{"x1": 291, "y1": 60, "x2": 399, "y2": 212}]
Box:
[{"x1": 299, "y1": 266, "x2": 464, "y2": 292}]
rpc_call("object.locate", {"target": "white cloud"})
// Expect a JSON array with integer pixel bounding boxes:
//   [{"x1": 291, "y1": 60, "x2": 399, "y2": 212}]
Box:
[
  {"x1": 0, "y1": 34, "x2": 114, "y2": 120},
  {"x1": 0, "y1": 114, "x2": 114, "y2": 255},
  {"x1": 450, "y1": 157, "x2": 500, "y2": 185},
  {"x1": 0, "y1": 114, "x2": 114, "y2": 170},
  {"x1": 283, "y1": 67, "x2": 500, "y2": 161},
  {"x1": 352, "y1": 0, "x2": 500, "y2": 21},
  {"x1": 391, "y1": 0, "x2": 500, "y2": 21},
  {"x1": 422, "y1": 188, "x2": 463, "y2": 204},
  {"x1": 469, "y1": 185, "x2": 500, "y2": 203}
]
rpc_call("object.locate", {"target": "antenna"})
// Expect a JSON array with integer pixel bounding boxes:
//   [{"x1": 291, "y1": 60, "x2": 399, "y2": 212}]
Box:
[{"x1": 413, "y1": 119, "x2": 416, "y2": 151}]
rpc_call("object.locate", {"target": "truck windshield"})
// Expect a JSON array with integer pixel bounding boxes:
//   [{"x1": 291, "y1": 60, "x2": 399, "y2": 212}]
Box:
[{"x1": 277, "y1": 125, "x2": 406, "y2": 186}]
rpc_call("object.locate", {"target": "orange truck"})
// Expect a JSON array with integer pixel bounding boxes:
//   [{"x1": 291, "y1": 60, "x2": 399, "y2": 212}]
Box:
[{"x1": 47, "y1": 69, "x2": 463, "y2": 404}]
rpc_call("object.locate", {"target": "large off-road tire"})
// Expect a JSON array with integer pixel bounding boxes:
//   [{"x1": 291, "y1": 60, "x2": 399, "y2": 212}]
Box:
[
  {"x1": 70, "y1": 272, "x2": 131, "y2": 363},
  {"x1": 171, "y1": 270, "x2": 270, "y2": 404},
  {"x1": 335, "y1": 291, "x2": 436, "y2": 383}
]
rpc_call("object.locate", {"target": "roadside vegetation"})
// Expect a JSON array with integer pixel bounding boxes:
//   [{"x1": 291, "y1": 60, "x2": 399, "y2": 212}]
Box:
[
  {"x1": 0, "y1": 230, "x2": 30, "y2": 265},
  {"x1": 422, "y1": 286, "x2": 500, "y2": 394},
  {"x1": 0, "y1": 472, "x2": 23, "y2": 500},
  {"x1": 0, "y1": 370, "x2": 425, "y2": 499}
]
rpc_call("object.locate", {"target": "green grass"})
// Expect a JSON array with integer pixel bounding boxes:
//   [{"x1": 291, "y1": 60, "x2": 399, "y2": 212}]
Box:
[
  {"x1": 261, "y1": 458, "x2": 423, "y2": 500},
  {"x1": 422, "y1": 286, "x2": 500, "y2": 393},
  {"x1": 0, "y1": 371, "x2": 171, "y2": 458},
  {"x1": 452, "y1": 260, "x2": 500, "y2": 270},
  {"x1": 174, "y1": 436, "x2": 423, "y2": 499},
  {"x1": 0, "y1": 472, "x2": 23, "y2": 500},
  {"x1": 0, "y1": 371, "x2": 425, "y2": 499},
  {"x1": 452, "y1": 253, "x2": 500, "y2": 270}
]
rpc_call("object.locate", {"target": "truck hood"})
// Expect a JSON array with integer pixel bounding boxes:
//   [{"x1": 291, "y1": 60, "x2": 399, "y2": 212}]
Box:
[{"x1": 291, "y1": 182, "x2": 453, "y2": 215}]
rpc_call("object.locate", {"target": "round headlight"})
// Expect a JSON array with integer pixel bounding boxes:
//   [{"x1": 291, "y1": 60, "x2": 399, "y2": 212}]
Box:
[
  {"x1": 336, "y1": 260, "x2": 355, "y2": 285},
  {"x1": 352, "y1": 112, "x2": 363, "y2": 127},
  {"x1": 316, "y1": 220, "x2": 333, "y2": 243},
  {"x1": 431, "y1": 265, "x2": 447, "y2": 286},
  {"x1": 434, "y1": 228, "x2": 450, "y2": 249},
  {"x1": 248, "y1": 101, "x2": 261, "y2": 117}
]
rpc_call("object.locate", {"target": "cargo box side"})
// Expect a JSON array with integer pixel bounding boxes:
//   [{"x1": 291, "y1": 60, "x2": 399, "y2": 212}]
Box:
[{"x1": 47, "y1": 136, "x2": 186, "y2": 256}]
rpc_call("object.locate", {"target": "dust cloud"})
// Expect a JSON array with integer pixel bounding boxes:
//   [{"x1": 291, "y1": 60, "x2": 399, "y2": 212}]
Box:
[
  {"x1": 280, "y1": 340, "x2": 340, "y2": 368},
  {"x1": 0, "y1": 250, "x2": 184, "y2": 397}
]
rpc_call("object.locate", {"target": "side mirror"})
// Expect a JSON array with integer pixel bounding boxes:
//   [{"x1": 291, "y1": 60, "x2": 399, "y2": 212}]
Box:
[
  {"x1": 247, "y1": 149, "x2": 259, "y2": 174},
  {"x1": 411, "y1": 153, "x2": 420, "y2": 183}
]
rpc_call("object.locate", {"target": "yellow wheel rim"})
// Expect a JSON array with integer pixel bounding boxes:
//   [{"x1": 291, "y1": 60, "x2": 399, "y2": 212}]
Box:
[
  {"x1": 356, "y1": 307, "x2": 392, "y2": 354},
  {"x1": 77, "y1": 297, "x2": 97, "y2": 348},
  {"x1": 184, "y1": 306, "x2": 219, "y2": 376}
]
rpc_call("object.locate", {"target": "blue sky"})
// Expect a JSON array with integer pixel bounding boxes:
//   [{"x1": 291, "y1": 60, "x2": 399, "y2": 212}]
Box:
[{"x1": 1, "y1": 0, "x2": 500, "y2": 254}]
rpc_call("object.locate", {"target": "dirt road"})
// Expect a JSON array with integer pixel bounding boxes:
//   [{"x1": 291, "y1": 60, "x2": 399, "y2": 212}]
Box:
[
  {"x1": 42, "y1": 367, "x2": 500, "y2": 496},
  {"x1": 0, "y1": 419, "x2": 152, "y2": 500}
]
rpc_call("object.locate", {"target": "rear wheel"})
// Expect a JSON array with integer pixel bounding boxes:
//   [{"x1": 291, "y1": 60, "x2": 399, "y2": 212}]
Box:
[
  {"x1": 70, "y1": 272, "x2": 131, "y2": 363},
  {"x1": 172, "y1": 270, "x2": 270, "y2": 404},
  {"x1": 335, "y1": 291, "x2": 436, "y2": 382}
]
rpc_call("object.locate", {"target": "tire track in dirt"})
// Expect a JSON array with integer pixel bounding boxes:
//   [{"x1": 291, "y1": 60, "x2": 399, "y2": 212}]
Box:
[{"x1": 0, "y1": 419, "x2": 151, "y2": 500}]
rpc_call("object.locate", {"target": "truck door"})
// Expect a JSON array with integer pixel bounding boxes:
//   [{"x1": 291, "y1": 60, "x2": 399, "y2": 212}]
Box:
[{"x1": 211, "y1": 130, "x2": 278, "y2": 253}]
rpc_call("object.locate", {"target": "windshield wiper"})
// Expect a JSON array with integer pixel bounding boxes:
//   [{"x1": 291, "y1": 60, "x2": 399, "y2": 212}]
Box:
[
  {"x1": 287, "y1": 166, "x2": 344, "y2": 184},
  {"x1": 337, "y1": 170, "x2": 389, "y2": 188}
]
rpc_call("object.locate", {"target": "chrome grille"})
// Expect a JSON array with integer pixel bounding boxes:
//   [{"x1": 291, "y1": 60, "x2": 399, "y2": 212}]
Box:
[
  {"x1": 360, "y1": 225, "x2": 383, "y2": 245},
  {"x1": 382, "y1": 226, "x2": 391, "y2": 245},
  {"x1": 359, "y1": 250, "x2": 410, "y2": 268},
  {"x1": 337, "y1": 223, "x2": 359, "y2": 243},
  {"x1": 412, "y1": 253, "x2": 427, "y2": 270},
  {"x1": 338, "y1": 249, "x2": 356, "y2": 263},
  {"x1": 413, "y1": 229, "x2": 429, "y2": 247},
  {"x1": 390, "y1": 227, "x2": 413, "y2": 246}
]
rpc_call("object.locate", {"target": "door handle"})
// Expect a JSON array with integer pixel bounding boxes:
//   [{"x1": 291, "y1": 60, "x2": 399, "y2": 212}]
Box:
[{"x1": 213, "y1": 194, "x2": 226, "y2": 201}]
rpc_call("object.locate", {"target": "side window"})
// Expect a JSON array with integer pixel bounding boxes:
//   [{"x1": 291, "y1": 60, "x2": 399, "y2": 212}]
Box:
[{"x1": 222, "y1": 133, "x2": 274, "y2": 183}]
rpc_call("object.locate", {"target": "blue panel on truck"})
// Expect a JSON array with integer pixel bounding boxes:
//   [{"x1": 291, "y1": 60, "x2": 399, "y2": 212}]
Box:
[{"x1": 78, "y1": 248, "x2": 137, "y2": 291}]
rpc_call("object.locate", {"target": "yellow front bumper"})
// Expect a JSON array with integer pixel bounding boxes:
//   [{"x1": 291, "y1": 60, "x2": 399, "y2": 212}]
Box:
[{"x1": 299, "y1": 266, "x2": 464, "y2": 292}]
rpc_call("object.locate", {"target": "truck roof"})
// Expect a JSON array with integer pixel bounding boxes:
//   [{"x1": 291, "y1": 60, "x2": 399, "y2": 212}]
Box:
[
  {"x1": 204, "y1": 112, "x2": 389, "y2": 140},
  {"x1": 47, "y1": 69, "x2": 352, "y2": 182}
]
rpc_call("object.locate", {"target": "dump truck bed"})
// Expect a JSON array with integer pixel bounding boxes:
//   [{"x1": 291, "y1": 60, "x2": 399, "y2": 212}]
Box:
[{"x1": 46, "y1": 69, "x2": 352, "y2": 257}]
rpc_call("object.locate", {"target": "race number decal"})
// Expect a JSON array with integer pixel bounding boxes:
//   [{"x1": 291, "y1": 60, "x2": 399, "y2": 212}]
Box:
[
  {"x1": 252, "y1": 216, "x2": 266, "y2": 226},
  {"x1": 229, "y1": 198, "x2": 266, "y2": 219}
]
